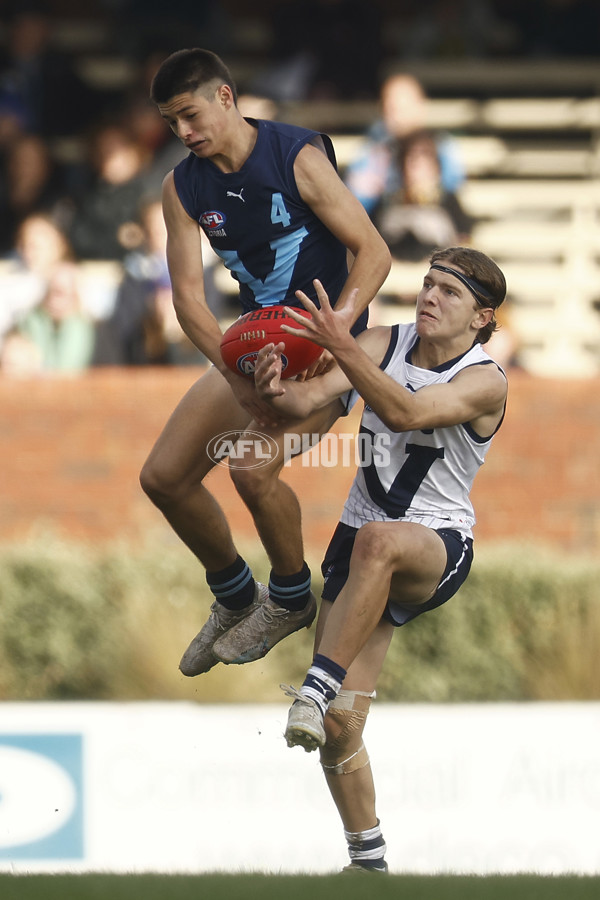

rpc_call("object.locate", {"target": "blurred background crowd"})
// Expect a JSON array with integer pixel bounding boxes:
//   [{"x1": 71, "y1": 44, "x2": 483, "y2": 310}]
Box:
[{"x1": 1, "y1": 0, "x2": 599, "y2": 377}]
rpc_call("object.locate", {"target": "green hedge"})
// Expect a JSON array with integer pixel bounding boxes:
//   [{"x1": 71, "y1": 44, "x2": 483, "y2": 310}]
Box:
[{"x1": 0, "y1": 537, "x2": 598, "y2": 702}]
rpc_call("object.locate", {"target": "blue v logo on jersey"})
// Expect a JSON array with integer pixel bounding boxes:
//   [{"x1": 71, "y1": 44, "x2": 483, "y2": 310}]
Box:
[{"x1": 218, "y1": 227, "x2": 309, "y2": 306}]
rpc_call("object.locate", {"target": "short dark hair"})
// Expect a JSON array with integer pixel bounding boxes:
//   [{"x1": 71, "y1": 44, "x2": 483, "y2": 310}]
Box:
[
  {"x1": 430, "y1": 246, "x2": 506, "y2": 344},
  {"x1": 150, "y1": 48, "x2": 237, "y2": 105}
]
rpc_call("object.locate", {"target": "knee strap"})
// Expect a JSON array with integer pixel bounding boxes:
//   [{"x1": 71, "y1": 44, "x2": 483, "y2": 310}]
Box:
[{"x1": 320, "y1": 689, "x2": 374, "y2": 775}]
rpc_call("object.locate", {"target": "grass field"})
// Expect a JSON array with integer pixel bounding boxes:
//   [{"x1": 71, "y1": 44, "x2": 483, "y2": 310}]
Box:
[{"x1": 1, "y1": 873, "x2": 600, "y2": 900}]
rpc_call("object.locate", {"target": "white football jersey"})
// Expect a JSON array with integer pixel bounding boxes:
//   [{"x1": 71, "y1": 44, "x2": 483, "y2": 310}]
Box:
[{"x1": 342, "y1": 323, "x2": 506, "y2": 539}]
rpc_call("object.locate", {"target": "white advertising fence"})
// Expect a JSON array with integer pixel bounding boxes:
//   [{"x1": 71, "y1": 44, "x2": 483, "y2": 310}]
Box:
[{"x1": 1, "y1": 701, "x2": 599, "y2": 875}]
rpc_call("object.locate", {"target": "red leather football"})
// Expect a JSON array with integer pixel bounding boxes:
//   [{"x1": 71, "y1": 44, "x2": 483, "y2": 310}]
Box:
[{"x1": 220, "y1": 307, "x2": 322, "y2": 379}]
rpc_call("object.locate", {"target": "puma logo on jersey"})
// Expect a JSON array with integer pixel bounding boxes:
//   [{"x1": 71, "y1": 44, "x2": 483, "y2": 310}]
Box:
[{"x1": 227, "y1": 189, "x2": 245, "y2": 202}]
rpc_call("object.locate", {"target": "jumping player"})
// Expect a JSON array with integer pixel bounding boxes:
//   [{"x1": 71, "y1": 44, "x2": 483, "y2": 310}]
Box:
[
  {"x1": 253, "y1": 246, "x2": 508, "y2": 872},
  {"x1": 138, "y1": 49, "x2": 391, "y2": 674}
]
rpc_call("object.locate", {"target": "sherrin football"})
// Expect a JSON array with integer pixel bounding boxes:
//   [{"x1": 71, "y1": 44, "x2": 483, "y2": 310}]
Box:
[{"x1": 220, "y1": 307, "x2": 322, "y2": 379}]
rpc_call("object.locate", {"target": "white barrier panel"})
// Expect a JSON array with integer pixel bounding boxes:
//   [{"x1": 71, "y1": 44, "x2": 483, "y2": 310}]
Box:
[{"x1": 1, "y1": 702, "x2": 599, "y2": 875}]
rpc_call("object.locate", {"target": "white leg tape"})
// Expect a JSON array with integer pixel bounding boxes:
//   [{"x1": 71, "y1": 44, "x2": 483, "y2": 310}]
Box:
[{"x1": 320, "y1": 689, "x2": 374, "y2": 775}]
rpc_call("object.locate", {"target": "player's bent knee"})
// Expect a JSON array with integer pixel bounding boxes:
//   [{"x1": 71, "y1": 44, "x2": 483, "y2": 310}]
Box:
[
  {"x1": 320, "y1": 689, "x2": 374, "y2": 776},
  {"x1": 139, "y1": 458, "x2": 163, "y2": 502},
  {"x1": 139, "y1": 458, "x2": 186, "y2": 507},
  {"x1": 352, "y1": 521, "x2": 397, "y2": 565},
  {"x1": 229, "y1": 461, "x2": 273, "y2": 503}
]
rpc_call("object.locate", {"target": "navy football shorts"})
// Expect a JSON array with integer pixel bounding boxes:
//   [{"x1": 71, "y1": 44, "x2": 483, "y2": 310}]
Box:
[{"x1": 321, "y1": 521, "x2": 474, "y2": 627}]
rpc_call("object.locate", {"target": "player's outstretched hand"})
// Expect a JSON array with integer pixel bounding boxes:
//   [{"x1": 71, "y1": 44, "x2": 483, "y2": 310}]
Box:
[{"x1": 284, "y1": 279, "x2": 356, "y2": 357}]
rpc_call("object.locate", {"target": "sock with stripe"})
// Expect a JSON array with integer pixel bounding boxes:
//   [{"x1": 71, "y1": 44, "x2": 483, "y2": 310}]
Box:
[
  {"x1": 206, "y1": 555, "x2": 255, "y2": 610},
  {"x1": 344, "y1": 820, "x2": 388, "y2": 871},
  {"x1": 268, "y1": 561, "x2": 311, "y2": 611},
  {"x1": 299, "y1": 652, "x2": 346, "y2": 716}
]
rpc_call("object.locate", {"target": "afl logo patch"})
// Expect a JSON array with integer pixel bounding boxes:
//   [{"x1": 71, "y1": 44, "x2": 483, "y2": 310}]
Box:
[{"x1": 200, "y1": 210, "x2": 226, "y2": 230}]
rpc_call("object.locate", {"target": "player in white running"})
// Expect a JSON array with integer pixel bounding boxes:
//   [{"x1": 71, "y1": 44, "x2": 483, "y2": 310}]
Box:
[{"x1": 254, "y1": 246, "x2": 508, "y2": 873}]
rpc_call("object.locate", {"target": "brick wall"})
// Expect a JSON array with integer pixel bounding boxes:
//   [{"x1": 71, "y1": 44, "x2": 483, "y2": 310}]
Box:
[{"x1": 1, "y1": 368, "x2": 598, "y2": 553}]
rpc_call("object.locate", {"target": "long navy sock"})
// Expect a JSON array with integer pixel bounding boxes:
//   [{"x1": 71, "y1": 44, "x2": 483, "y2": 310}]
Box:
[
  {"x1": 300, "y1": 652, "x2": 347, "y2": 715},
  {"x1": 206, "y1": 555, "x2": 255, "y2": 610},
  {"x1": 269, "y1": 561, "x2": 311, "y2": 611}
]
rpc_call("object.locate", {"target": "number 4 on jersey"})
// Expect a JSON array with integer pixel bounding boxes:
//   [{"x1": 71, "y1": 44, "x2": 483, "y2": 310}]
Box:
[{"x1": 271, "y1": 192, "x2": 291, "y2": 227}]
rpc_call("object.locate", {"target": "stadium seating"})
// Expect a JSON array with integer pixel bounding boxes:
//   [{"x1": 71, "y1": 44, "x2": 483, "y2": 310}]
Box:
[
  {"x1": 277, "y1": 61, "x2": 600, "y2": 377},
  {"x1": 10, "y1": 8, "x2": 598, "y2": 377}
]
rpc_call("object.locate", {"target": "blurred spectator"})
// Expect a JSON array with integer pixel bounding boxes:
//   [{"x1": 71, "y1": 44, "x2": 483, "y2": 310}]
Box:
[
  {"x1": 0, "y1": 212, "x2": 74, "y2": 341},
  {"x1": 93, "y1": 197, "x2": 205, "y2": 365},
  {"x1": 344, "y1": 72, "x2": 465, "y2": 217},
  {"x1": 0, "y1": 5, "x2": 101, "y2": 138},
  {"x1": 12, "y1": 211, "x2": 73, "y2": 277},
  {"x1": 117, "y1": 49, "x2": 188, "y2": 194},
  {"x1": 0, "y1": 328, "x2": 42, "y2": 378},
  {"x1": 17, "y1": 261, "x2": 96, "y2": 374},
  {"x1": 373, "y1": 130, "x2": 474, "y2": 265},
  {"x1": 120, "y1": 93, "x2": 187, "y2": 195},
  {"x1": 66, "y1": 122, "x2": 152, "y2": 261},
  {"x1": 0, "y1": 132, "x2": 69, "y2": 254}
]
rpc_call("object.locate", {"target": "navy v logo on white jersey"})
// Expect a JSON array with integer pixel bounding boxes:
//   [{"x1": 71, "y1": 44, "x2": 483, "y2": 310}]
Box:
[{"x1": 360, "y1": 427, "x2": 445, "y2": 518}]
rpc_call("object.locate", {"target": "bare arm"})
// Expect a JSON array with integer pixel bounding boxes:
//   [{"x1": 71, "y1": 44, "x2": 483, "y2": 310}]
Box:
[
  {"x1": 254, "y1": 341, "x2": 353, "y2": 422},
  {"x1": 293, "y1": 143, "x2": 391, "y2": 321},
  {"x1": 162, "y1": 172, "x2": 282, "y2": 424},
  {"x1": 162, "y1": 172, "x2": 224, "y2": 366},
  {"x1": 283, "y1": 281, "x2": 508, "y2": 435},
  {"x1": 254, "y1": 323, "x2": 391, "y2": 424}
]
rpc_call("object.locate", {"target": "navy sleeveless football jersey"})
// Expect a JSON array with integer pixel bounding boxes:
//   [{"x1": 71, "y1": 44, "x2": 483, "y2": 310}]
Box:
[{"x1": 173, "y1": 119, "x2": 349, "y2": 314}]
